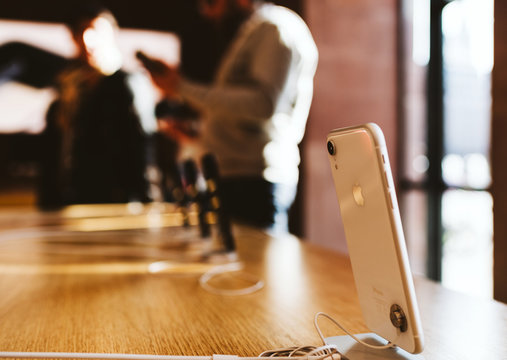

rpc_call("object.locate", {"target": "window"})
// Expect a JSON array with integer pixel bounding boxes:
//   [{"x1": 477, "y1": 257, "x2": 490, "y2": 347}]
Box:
[{"x1": 401, "y1": 0, "x2": 494, "y2": 298}]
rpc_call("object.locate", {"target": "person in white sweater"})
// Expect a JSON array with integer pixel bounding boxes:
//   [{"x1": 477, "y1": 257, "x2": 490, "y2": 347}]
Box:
[{"x1": 142, "y1": 0, "x2": 318, "y2": 232}]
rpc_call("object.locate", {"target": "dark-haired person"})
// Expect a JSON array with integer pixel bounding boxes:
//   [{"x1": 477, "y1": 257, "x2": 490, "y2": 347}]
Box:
[{"x1": 38, "y1": 6, "x2": 156, "y2": 208}]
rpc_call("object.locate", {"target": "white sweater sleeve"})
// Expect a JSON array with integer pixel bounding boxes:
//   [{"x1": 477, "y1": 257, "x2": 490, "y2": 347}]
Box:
[{"x1": 179, "y1": 23, "x2": 292, "y2": 122}]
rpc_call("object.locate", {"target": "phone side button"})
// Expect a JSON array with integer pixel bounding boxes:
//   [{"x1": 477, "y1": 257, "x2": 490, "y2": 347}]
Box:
[
  {"x1": 384, "y1": 171, "x2": 389, "y2": 188},
  {"x1": 388, "y1": 192, "x2": 394, "y2": 209}
]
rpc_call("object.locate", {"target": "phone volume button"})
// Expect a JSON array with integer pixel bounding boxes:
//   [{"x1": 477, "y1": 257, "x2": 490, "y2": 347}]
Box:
[{"x1": 388, "y1": 192, "x2": 394, "y2": 209}]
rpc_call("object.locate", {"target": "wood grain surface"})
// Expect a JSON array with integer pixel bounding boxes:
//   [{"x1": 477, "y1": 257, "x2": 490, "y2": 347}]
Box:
[{"x1": 0, "y1": 205, "x2": 505, "y2": 359}]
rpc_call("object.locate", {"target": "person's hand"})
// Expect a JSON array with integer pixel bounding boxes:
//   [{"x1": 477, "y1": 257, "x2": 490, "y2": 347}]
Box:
[
  {"x1": 150, "y1": 64, "x2": 181, "y2": 99},
  {"x1": 137, "y1": 52, "x2": 181, "y2": 98}
]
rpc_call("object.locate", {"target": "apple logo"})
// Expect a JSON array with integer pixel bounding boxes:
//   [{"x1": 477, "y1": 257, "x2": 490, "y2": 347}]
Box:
[{"x1": 352, "y1": 183, "x2": 365, "y2": 207}]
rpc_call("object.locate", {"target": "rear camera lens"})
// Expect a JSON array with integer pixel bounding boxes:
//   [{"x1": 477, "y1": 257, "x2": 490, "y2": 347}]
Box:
[{"x1": 327, "y1": 140, "x2": 336, "y2": 155}]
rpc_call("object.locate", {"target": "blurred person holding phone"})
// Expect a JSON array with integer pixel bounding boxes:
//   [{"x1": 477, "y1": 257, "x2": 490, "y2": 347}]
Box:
[{"x1": 139, "y1": 0, "x2": 317, "y2": 232}]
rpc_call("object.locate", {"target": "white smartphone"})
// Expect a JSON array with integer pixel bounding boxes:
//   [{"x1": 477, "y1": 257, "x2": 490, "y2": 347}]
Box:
[{"x1": 326, "y1": 123, "x2": 424, "y2": 354}]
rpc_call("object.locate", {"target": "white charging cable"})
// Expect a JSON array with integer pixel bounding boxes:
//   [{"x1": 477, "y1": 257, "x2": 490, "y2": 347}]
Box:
[
  {"x1": 258, "y1": 345, "x2": 342, "y2": 359},
  {"x1": 0, "y1": 355, "x2": 327, "y2": 360},
  {"x1": 199, "y1": 262, "x2": 264, "y2": 296},
  {"x1": 0, "y1": 354, "x2": 207, "y2": 360},
  {"x1": 314, "y1": 312, "x2": 395, "y2": 350},
  {"x1": 0, "y1": 346, "x2": 342, "y2": 360}
]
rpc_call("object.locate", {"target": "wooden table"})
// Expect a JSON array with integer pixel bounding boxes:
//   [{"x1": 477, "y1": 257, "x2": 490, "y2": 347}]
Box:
[{"x1": 0, "y1": 205, "x2": 505, "y2": 360}]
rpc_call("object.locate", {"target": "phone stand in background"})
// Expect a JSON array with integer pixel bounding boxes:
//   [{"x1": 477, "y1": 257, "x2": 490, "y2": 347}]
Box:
[{"x1": 326, "y1": 334, "x2": 425, "y2": 360}]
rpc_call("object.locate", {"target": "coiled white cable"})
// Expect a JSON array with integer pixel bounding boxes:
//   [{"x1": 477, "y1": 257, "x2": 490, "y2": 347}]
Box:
[
  {"x1": 199, "y1": 262, "x2": 264, "y2": 296},
  {"x1": 258, "y1": 344, "x2": 342, "y2": 359}
]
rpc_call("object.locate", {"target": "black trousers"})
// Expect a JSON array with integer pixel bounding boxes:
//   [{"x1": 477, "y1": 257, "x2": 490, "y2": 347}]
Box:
[{"x1": 218, "y1": 177, "x2": 296, "y2": 231}]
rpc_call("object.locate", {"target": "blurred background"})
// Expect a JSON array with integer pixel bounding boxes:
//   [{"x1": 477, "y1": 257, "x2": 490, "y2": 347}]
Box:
[{"x1": 1, "y1": 0, "x2": 506, "y2": 304}]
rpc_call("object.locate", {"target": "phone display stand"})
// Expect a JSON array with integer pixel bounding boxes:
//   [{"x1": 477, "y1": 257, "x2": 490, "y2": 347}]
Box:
[{"x1": 325, "y1": 334, "x2": 425, "y2": 360}]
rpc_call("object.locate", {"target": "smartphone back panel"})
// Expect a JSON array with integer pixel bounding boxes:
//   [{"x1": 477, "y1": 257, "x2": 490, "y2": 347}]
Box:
[{"x1": 326, "y1": 123, "x2": 423, "y2": 354}]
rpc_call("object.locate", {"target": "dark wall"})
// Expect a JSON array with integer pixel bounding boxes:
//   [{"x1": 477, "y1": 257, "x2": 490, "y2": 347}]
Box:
[
  {"x1": 1, "y1": 0, "x2": 301, "y2": 31},
  {"x1": 2, "y1": 1, "x2": 198, "y2": 32}
]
